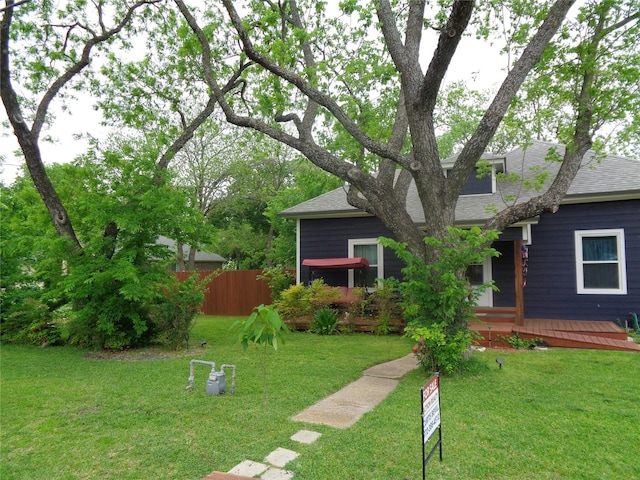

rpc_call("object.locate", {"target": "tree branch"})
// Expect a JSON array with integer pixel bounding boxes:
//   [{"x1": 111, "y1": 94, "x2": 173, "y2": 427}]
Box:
[
  {"x1": 33, "y1": 0, "x2": 163, "y2": 141},
  {"x1": 220, "y1": 0, "x2": 408, "y2": 165},
  {"x1": 485, "y1": 1, "x2": 619, "y2": 234},
  {"x1": 448, "y1": 0, "x2": 576, "y2": 204},
  {"x1": 420, "y1": 0, "x2": 474, "y2": 113}
]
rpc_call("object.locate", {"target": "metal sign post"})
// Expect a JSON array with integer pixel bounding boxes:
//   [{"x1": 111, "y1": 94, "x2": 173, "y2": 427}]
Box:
[{"x1": 421, "y1": 372, "x2": 442, "y2": 480}]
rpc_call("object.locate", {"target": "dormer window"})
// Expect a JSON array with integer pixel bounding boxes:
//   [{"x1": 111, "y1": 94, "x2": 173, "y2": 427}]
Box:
[
  {"x1": 443, "y1": 157, "x2": 505, "y2": 196},
  {"x1": 461, "y1": 167, "x2": 493, "y2": 195}
]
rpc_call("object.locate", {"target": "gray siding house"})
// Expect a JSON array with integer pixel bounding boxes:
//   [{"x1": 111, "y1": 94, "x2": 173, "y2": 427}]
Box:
[{"x1": 281, "y1": 140, "x2": 640, "y2": 323}]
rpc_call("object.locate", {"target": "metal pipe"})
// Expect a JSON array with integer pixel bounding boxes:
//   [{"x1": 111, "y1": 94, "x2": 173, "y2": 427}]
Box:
[
  {"x1": 221, "y1": 364, "x2": 236, "y2": 394},
  {"x1": 187, "y1": 359, "x2": 216, "y2": 391}
]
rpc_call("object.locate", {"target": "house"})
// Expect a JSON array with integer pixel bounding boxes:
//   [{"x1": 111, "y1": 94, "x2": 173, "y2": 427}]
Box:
[
  {"x1": 157, "y1": 236, "x2": 225, "y2": 272},
  {"x1": 280, "y1": 140, "x2": 640, "y2": 327}
]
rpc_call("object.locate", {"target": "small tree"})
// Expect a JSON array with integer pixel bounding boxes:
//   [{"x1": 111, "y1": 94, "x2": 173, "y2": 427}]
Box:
[
  {"x1": 381, "y1": 227, "x2": 499, "y2": 374},
  {"x1": 257, "y1": 266, "x2": 295, "y2": 303},
  {"x1": 231, "y1": 304, "x2": 289, "y2": 407}
]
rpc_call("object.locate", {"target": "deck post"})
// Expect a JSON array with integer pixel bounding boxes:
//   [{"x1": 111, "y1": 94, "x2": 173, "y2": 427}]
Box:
[{"x1": 514, "y1": 240, "x2": 525, "y2": 326}]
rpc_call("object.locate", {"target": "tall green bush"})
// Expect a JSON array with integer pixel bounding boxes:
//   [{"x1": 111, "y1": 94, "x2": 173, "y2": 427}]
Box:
[
  {"x1": 150, "y1": 273, "x2": 211, "y2": 350},
  {"x1": 62, "y1": 233, "x2": 172, "y2": 349},
  {"x1": 381, "y1": 227, "x2": 498, "y2": 373}
]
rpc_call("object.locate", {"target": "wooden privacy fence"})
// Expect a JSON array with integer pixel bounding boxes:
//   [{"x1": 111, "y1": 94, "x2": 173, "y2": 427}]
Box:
[{"x1": 175, "y1": 270, "x2": 273, "y2": 316}]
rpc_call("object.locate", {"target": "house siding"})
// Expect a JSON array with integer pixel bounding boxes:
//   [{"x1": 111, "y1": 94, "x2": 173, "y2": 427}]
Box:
[
  {"x1": 298, "y1": 199, "x2": 639, "y2": 322},
  {"x1": 299, "y1": 217, "x2": 403, "y2": 285},
  {"x1": 522, "y1": 199, "x2": 640, "y2": 321}
]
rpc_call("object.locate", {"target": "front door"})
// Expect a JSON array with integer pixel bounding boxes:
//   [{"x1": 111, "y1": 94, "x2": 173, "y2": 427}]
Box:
[{"x1": 467, "y1": 256, "x2": 493, "y2": 307}]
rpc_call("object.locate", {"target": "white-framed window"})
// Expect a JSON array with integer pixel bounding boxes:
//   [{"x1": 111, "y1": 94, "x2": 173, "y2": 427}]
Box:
[
  {"x1": 348, "y1": 238, "x2": 384, "y2": 289},
  {"x1": 575, "y1": 229, "x2": 627, "y2": 295}
]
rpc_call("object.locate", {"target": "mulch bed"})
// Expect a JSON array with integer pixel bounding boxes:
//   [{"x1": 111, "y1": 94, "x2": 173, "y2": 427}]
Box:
[
  {"x1": 285, "y1": 314, "x2": 406, "y2": 333},
  {"x1": 82, "y1": 344, "x2": 210, "y2": 361}
]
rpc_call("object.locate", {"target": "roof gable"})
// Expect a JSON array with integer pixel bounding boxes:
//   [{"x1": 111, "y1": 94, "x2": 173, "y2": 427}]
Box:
[{"x1": 157, "y1": 236, "x2": 225, "y2": 263}]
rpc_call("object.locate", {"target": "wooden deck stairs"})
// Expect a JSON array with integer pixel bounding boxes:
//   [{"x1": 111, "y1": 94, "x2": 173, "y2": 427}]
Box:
[{"x1": 470, "y1": 307, "x2": 640, "y2": 352}]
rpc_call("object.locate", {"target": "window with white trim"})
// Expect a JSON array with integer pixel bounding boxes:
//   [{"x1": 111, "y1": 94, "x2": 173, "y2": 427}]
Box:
[
  {"x1": 348, "y1": 238, "x2": 383, "y2": 289},
  {"x1": 575, "y1": 229, "x2": 627, "y2": 295}
]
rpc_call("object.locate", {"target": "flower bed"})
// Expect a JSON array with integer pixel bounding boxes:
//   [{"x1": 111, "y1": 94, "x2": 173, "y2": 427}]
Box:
[{"x1": 285, "y1": 313, "x2": 406, "y2": 334}]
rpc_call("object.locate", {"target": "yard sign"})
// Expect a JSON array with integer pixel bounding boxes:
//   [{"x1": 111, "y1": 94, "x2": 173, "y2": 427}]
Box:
[{"x1": 421, "y1": 372, "x2": 442, "y2": 479}]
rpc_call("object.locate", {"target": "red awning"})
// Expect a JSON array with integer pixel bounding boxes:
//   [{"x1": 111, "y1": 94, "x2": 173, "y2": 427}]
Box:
[{"x1": 302, "y1": 257, "x2": 369, "y2": 269}]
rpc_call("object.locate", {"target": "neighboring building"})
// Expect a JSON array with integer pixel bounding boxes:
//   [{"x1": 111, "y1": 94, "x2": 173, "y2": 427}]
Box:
[
  {"x1": 280, "y1": 140, "x2": 640, "y2": 323},
  {"x1": 157, "y1": 236, "x2": 225, "y2": 272}
]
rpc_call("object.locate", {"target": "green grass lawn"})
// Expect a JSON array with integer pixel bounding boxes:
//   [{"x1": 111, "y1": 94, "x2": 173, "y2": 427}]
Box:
[{"x1": 2, "y1": 315, "x2": 639, "y2": 480}]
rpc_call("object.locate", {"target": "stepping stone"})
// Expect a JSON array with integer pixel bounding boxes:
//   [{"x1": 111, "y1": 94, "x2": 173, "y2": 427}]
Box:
[
  {"x1": 202, "y1": 473, "x2": 255, "y2": 480},
  {"x1": 228, "y1": 460, "x2": 269, "y2": 477},
  {"x1": 260, "y1": 467, "x2": 295, "y2": 480},
  {"x1": 290, "y1": 430, "x2": 322, "y2": 444},
  {"x1": 264, "y1": 447, "x2": 299, "y2": 468}
]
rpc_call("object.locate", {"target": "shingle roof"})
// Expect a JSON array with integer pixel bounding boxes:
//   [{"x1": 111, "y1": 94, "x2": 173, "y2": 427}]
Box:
[
  {"x1": 157, "y1": 236, "x2": 225, "y2": 262},
  {"x1": 280, "y1": 140, "x2": 640, "y2": 225}
]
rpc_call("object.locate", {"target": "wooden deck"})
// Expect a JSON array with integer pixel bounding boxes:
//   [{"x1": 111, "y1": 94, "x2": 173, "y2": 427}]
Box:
[{"x1": 470, "y1": 307, "x2": 640, "y2": 352}]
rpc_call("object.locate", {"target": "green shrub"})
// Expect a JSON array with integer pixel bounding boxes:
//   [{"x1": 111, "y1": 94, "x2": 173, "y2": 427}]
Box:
[
  {"x1": 150, "y1": 274, "x2": 210, "y2": 350},
  {"x1": 1, "y1": 297, "x2": 62, "y2": 346},
  {"x1": 257, "y1": 266, "x2": 295, "y2": 303},
  {"x1": 497, "y1": 334, "x2": 542, "y2": 350},
  {"x1": 368, "y1": 280, "x2": 401, "y2": 335},
  {"x1": 407, "y1": 323, "x2": 477, "y2": 374},
  {"x1": 276, "y1": 283, "x2": 314, "y2": 319},
  {"x1": 276, "y1": 279, "x2": 348, "y2": 318},
  {"x1": 311, "y1": 307, "x2": 339, "y2": 335},
  {"x1": 381, "y1": 227, "x2": 499, "y2": 373},
  {"x1": 346, "y1": 287, "x2": 366, "y2": 318}
]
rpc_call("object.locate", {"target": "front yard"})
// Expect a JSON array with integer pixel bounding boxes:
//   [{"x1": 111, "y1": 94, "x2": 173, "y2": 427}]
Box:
[{"x1": 1, "y1": 315, "x2": 638, "y2": 479}]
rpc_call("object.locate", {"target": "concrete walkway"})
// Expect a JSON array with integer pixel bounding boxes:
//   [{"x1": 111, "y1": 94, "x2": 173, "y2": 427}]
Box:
[
  {"x1": 292, "y1": 354, "x2": 419, "y2": 428},
  {"x1": 202, "y1": 354, "x2": 419, "y2": 479}
]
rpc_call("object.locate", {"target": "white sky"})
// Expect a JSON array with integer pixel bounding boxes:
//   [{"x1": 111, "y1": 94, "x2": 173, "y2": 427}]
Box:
[{"x1": 0, "y1": 9, "x2": 509, "y2": 185}]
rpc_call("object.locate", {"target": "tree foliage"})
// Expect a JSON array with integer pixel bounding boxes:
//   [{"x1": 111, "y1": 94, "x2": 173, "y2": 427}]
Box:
[
  {"x1": 381, "y1": 227, "x2": 499, "y2": 373},
  {"x1": 0, "y1": 144, "x2": 208, "y2": 349},
  {"x1": 172, "y1": 0, "x2": 638, "y2": 262}
]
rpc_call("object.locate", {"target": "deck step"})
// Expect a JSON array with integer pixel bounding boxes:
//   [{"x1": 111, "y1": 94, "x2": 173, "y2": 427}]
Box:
[
  {"x1": 473, "y1": 306, "x2": 517, "y2": 323},
  {"x1": 469, "y1": 319, "x2": 640, "y2": 352},
  {"x1": 518, "y1": 328, "x2": 640, "y2": 352}
]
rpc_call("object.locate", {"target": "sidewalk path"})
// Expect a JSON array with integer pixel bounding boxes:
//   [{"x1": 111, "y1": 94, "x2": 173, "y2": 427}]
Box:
[
  {"x1": 203, "y1": 354, "x2": 419, "y2": 479},
  {"x1": 291, "y1": 354, "x2": 419, "y2": 428}
]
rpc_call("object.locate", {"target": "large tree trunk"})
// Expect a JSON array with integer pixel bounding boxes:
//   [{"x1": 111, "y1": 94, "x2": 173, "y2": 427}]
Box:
[
  {"x1": 1, "y1": 7, "x2": 82, "y2": 248},
  {"x1": 187, "y1": 246, "x2": 197, "y2": 271}
]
